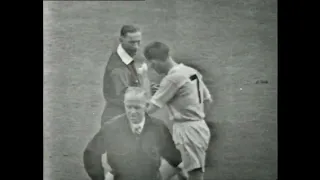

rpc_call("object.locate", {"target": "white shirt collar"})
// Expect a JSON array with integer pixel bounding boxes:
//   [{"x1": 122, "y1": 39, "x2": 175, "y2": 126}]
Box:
[
  {"x1": 117, "y1": 44, "x2": 134, "y2": 65},
  {"x1": 130, "y1": 116, "x2": 146, "y2": 133},
  {"x1": 168, "y1": 63, "x2": 183, "y2": 75}
]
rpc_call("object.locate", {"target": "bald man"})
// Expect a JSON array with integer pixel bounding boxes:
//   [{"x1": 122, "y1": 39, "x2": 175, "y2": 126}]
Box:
[{"x1": 84, "y1": 87, "x2": 184, "y2": 180}]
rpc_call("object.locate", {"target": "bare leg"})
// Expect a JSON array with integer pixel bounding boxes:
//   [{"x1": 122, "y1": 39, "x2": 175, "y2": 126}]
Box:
[
  {"x1": 176, "y1": 172, "x2": 188, "y2": 180},
  {"x1": 102, "y1": 153, "x2": 112, "y2": 176},
  {"x1": 188, "y1": 168, "x2": 204, "y2": 180}
]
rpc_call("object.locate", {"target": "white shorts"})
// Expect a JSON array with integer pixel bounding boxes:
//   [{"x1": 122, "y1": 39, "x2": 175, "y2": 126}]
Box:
[{"x1": 172, "y1": 120, "x2": 211, "y2": 172}]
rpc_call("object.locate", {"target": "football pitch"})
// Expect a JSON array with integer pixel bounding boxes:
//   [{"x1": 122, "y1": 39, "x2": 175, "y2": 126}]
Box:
[{"x1": 43, "y1": 0, "x2": 277, "y2": 180}]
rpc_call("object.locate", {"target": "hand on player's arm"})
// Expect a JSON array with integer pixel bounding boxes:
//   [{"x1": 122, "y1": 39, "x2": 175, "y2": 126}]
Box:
[
  {"x1": 160, "y1": 159, "x2": 188, "y2": 180},
  {"x1": 150, "y1": 82, "x2": 160, "y2": 95}
]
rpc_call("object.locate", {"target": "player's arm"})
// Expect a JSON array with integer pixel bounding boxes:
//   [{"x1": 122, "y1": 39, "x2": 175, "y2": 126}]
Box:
[
  {"x1": 83, "y1": 126, "x2": 110, "y2": 180},
  {"x1": 146, "y1": 78, "x2": 181, "y2": 115},
  {"x1": 202, "y1": 82, "x2": 213, "y2": 103},
  {"x1": 201, "y1": 81, "x2": 216, "y2": 142},
  {"x1": 150, "y1": 82, "x2": 160, "y2": 95},
  {"x1": 147, "y1": 66, "x2": 164, "y2": 95},
  {"x1": 146, "y1": 103, "x2": 161, "y2": 115},
  {"x1": 201, "y1": 80, "x2": 213, "y2": 116},
  {"x1": 158, "y1": 122, "x2": 184, "y2": 180}
]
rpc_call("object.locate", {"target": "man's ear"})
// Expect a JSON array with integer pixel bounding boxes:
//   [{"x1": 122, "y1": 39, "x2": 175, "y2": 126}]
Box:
[
  {"x1": 119, "y1": 36, "x2": 124, "y2": 43},
  {"x1": 159, "y1": 60, "x2": 166, "y2": 66}
]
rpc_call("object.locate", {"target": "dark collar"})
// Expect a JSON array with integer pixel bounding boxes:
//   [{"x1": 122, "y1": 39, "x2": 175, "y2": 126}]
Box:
[{"x1": 122, "y1": 114, "x2": 153, "y2": 135}]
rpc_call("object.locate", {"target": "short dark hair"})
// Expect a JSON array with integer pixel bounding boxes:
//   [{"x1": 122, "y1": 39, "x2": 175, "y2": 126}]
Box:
[
  {"x1": 120, "y1": 25, "x2": 140, "y2": 37},
  {"x1": 143, "y1": 41, "x2": 170, "y2": 61}
]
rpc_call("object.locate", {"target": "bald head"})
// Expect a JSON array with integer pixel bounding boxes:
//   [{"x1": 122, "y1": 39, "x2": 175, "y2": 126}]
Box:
[
  {"x1": 124, "y1": 87, "x2": 148, "y2": 124},
  {"x1": 124, "y1": 87, "x2": 148, "y2": 103}
]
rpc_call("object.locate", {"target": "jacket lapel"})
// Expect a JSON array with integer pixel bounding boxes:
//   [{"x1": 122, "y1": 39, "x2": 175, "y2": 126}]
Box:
[
  {"x1": 112, "y1": 49, "x2": 141, "y2": 87},
  {"x1": 126, "y1": 61, "x2": 141, "y2": 87}
]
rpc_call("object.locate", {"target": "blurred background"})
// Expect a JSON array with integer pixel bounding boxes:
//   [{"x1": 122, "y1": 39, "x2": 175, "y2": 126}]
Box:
[{"x1": 43, "y1": 0, "x2": 277, "y2": 180}]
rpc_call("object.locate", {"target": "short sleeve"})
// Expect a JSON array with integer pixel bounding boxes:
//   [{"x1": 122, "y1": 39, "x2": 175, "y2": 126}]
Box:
[
  {"x1": 110, "y1": 68, "x2": 129, "y2": 96},
  {"x1": 150, "y1": 77, "x2": 181, "y2": 108}
]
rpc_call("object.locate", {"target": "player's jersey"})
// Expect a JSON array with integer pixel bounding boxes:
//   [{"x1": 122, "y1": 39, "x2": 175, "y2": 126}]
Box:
[{"x1": 150, "y1": 63, "x2": 212, "y2": 122}]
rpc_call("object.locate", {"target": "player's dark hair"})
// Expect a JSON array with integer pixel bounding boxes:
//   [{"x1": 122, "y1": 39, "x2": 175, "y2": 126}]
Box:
[
  {"x1": 144, "y1": 41, "x2": 170, "y2": 61},
  {"x1": 120, "y1": 25, "x2": 140, "y2": 37}
]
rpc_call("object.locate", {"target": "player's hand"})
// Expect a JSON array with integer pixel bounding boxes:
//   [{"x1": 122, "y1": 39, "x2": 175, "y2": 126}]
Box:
[
  {"x1": 137, "y1": 62, "x2": 148, "y2": 74},
  {"x1": 151, "y1": 83, "x2": 160, "y2": 95}
]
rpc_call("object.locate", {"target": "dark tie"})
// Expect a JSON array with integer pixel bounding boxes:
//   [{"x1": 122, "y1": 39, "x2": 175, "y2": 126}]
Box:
[
  {"x1": 133, "y1": 126, "x2": 142, "y2": 135},
  {"x1": 127, "y1": 61, "x2": 141, "y2": 86}
]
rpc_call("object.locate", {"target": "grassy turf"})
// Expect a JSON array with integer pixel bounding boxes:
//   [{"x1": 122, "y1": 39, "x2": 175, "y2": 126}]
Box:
[{"x1": 44, "y1": 0, "x2": 277, "y2": 180}]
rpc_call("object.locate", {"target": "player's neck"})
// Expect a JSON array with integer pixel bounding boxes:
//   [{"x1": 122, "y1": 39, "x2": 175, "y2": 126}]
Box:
[{"x1": 165, "y1": 57, "x2": 178, "y2": 74}]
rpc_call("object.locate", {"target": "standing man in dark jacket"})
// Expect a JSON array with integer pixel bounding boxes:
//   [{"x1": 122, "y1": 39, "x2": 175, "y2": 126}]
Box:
[
  {"x1": 100, "y1": 24, "x2": 172, "y2": 178},
  {"x1": 101, "y1": 25, "x2": 151, "y2": 126},
  {"x1": 84, "y1": 87, "x2": 183, "y2": 180}
]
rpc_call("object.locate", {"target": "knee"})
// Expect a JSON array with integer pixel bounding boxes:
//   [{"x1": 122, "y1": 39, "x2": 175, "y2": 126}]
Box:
[
  {"x1": 100, "y1": 119, "x2": 106, "y2": 127},
  {"x1": 188, "y1": 168, "x2": 204, "y2": 180}
]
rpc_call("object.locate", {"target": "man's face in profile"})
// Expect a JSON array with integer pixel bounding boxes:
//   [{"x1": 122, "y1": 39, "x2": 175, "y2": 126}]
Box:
[
  {"x1": 124, "y1": 94, "x2": 146, "y2": 124},
  {"x1": 120, "y1": 31, "x2": 142, "y2": 56}
]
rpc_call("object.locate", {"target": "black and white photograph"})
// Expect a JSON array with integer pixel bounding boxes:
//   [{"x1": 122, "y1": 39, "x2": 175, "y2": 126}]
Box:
[{"x1": 43, "y1": 0, "x2": 277, "y2": 180}]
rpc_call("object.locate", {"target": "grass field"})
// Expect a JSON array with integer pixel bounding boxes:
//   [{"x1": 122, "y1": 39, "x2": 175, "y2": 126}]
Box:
[{"x1": 43, "y1": 0, "x2": 277, "y2": 180}]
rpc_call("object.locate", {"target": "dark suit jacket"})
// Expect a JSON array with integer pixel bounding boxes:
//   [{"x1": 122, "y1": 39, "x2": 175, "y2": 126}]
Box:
[
  {"x1": 101, "y1": 49, "x2": 150, "y2": 124},
  {"x1": 83, "y1": 114, "x2": 182, "y2": 180}
]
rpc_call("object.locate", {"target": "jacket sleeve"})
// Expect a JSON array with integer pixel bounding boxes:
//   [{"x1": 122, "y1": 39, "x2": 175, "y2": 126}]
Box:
[
  {"x1": 83, "y1": 126, "x2": 110, "y2": 180},
  {"x1": 159, "y1": 123, "x2": 182, "y2": 167},
  {"x1": 102, "y1": 66, "x2": 110, "y2": 101},
  {"x1": 102, "y1": 67, "x2": 128, "y2": 107}
]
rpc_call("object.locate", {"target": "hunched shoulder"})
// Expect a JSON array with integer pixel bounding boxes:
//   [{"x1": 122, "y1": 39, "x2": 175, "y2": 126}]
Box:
[
  {"x1": 164, "y1": 73, "x2": 186, "y2": 84},
  {"x1": 146, "y1": 115, "x2": 166, "y2": 128},
  {"x1": 101, "y1": 114, "x2": 126, "y2": 130}
]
